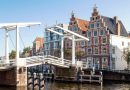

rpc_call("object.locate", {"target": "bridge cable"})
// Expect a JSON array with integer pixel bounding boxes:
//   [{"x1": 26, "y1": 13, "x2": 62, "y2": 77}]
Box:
[
  {"x1": 29, "y1": 26, "x2": 33, "y2": 43},
  {"x1": 9, "y1": 34, "x2": 16, "y2": 49},
  {"x1": 19, "y1": 32, "x2": 25, "y2": 48}
]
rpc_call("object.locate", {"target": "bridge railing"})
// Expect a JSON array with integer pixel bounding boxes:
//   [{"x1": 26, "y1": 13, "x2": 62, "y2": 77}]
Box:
[{"x1": 44, "y1": 55, "x2": 72, "y2": 66}]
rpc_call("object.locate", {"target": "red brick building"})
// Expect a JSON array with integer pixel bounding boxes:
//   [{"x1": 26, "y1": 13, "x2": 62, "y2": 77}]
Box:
[{"x1": 66, "y1": 5, "x2": 129, "y2": 70}]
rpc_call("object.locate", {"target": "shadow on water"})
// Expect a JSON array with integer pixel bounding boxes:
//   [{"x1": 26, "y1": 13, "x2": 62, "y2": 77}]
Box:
[{"x1": 0, "y1": 80, "x2": 130, "y2": 90}]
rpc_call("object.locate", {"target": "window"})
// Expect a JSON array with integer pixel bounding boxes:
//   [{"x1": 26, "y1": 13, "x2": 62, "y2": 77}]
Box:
[
  {"x1": 128, "y1": 42, "x2": 130, "y2": 46},
  {"x1": 74, "y1": 27, "x2": 77, "y2": 32},
  {"x1": 87, "y1": 40, "x2": 91, "y2": 45},
  {"x1": 81, "y1": 41, "x2": 84, "y2": 45},
  {"x1": 88, "y1": 32, "x2": 91, "y2": 37},
  {"x1": 94, "y1": 39, "x2": 98, "y2": 44},
  {"x1": 74, "y1": 22, "x2": 75, "y2": 24},
  {"x1": 122, "y1": 41, "x2": 124, "y2": 46},
  {"x1": 94, "y1": 31, "x2": 98, "y2": 36},
  {"x1": 95, "y1": 47, "x2": 98, "y2": 54},
  {"x1": 102, "y1": 47, "x2": 107, "y2": 53},
  {"x1": 112, "y1": 47, "x2": 115, "y2": 54},
  {"x1": 102, "y1": 38, "x2": 106, "y2": 43},
  {"x1": 91, "y1": 24, "x2": 94, "y2": 28},
  {"x1": 71, "y1": 22, "x2": 72, "y2": 25},
  {"x1": 96, "y1": 17, "x2": 98, "y2": 20},
  {"x1": 93, "y1": 18, "x2": 94, "y2": 20},
  {"x1": 112, "y1": 58, "x2": 115, "y2": 69},
  {"x1": 100, "y1": 30, "x2": 104, "y2": 35},
  {"x1": 70, "y1": 28, "x2": 72, "y2": 31},
  {"x1": 88, "y1": 48, "x2": 91, "y2": 54},
  {"x1": 96, "y1": 23, "x2": 100, "y2": 28}
]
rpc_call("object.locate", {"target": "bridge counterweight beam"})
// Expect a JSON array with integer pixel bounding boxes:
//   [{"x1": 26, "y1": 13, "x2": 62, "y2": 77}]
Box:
[
  {"x1": 16, "y1": 26, "x2": 19, "y2": 65},
  {"x1": 5, "y1": 29, "x2": 9, "y2": 63}
]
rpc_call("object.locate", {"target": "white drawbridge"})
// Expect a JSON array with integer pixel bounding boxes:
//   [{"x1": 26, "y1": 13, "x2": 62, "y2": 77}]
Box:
[{"x1": 0, "y1": 22, "x2": 89, "y2": 69}]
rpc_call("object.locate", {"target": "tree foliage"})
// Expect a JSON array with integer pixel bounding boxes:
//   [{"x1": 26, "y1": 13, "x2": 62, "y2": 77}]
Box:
[
  {"x1": 123, "y1": 47, "x2": 130, "y2": 69},
  {"x1": 9, "y1": 50, "x2": 16, "y2": 59},
  {"x1": 22, "y1": 47, "x2": 30, "y2": 55}
]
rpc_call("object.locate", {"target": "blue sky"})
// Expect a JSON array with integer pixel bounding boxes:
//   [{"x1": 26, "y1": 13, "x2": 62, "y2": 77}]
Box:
[{"x1": 0, "y1": 0, "x2": 130, "y2": 56}]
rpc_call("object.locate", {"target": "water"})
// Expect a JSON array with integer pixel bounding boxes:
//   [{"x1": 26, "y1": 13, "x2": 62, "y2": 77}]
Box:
[{"x1": 0, "y1": 81, "x2": 130, "y2": 90}]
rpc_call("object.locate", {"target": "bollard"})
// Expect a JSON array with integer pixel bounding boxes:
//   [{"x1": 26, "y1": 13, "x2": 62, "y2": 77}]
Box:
[
  {"x1": 52, "y1": 70, "x2": 54, "y2": 74},
  {"x1": 40, "y1": 73, "x2": 44, "y2": 89},
  {"x1": 48, "y1": 70, "x2": 50, "y2": 73},
  {"x1": 33, "y1": 73, "x2": 38, "y2": 89},
  {"x1": 28, "y1": 72, "x2": 32, "y2": 88}
]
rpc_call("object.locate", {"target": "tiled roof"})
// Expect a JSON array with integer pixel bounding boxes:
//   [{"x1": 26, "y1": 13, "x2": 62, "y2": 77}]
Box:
[
  {"x1": 101, "y1": 16, "x2": 128, "y2": 37},
  {"x1": 35, "y1": 37, "x2": 44, "y2": 47},
  {"x1": 76, "y1": 18, "x2": 89, "y2": 31}
]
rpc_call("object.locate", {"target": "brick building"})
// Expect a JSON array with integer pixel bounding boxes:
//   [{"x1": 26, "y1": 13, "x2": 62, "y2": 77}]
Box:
[
  {"x1": 33, "y1": 37, "x2": 44, "y2": 56},
  {"x1": 66, "y1": 5, "x2": 129, "y2": 70}
]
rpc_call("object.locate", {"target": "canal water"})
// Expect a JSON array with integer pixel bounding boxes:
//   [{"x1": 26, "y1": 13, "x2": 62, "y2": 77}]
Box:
[{"x1": 0, "y1": 81, "x2": 130, "y2": 90}]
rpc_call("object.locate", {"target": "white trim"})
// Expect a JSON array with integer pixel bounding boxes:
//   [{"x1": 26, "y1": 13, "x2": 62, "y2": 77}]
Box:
[
  {"x1": 93, "y1": 30, "x2": 98, "y2": 37},
  {"x1": 87, "y1": 47, "x2": 92, "y2": 55},
  {"x1": 94, "y1": 47, "x2": 99, "y2": 55}
]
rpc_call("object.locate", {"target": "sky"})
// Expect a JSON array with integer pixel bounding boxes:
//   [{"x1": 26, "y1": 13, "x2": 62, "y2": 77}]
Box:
[{"x1": 0, "y1": 0, "x2": 130, "y2": 56}]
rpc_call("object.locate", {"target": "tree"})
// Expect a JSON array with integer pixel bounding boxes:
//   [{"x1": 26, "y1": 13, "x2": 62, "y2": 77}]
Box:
[
  {"x1": 9, "y1": 50, "x2": 23, "y2": 59},
  {"x1": 123, "y1": 47, "x2": 130, "y2": 70},
  {"x1": 9, "y1": 50, "x2": 16, "y2": 59},
  {"x1": 54, "y1": 45, "x2": 71, "y2": 58},
  {"x1": 75, "y1": 47, "x2": 86, "y2": 61},
  {"x1": 22, "y1": 47, "x2": 30, "y2": 55}
]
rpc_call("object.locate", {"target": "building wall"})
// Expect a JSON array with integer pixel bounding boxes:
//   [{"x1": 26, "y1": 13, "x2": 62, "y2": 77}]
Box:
[{"x1": 110, "y1": 35, "x2": 130, "y2": 70}]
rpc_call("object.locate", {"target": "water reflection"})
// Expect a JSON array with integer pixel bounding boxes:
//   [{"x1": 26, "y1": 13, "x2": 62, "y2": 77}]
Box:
[{"x1": 0, "y1": 81, "x2": 130, "y2": 90}]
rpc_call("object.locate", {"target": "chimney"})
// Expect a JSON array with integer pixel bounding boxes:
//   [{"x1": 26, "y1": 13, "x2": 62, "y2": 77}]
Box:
[
  {"x1": 114, "y1": 16, "x2": 120, "y2": 36},
  {"x1": 114, "y1": 16, "x2": 118, "y2": 24},
  {"x1": 116, "y1": 23, "x2": 120, "y2": 36}
]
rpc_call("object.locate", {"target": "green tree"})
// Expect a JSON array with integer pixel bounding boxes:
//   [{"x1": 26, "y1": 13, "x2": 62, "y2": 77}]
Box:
[
  {"x1": 75, "y1": 47, "x2": 86, "y2": 61},
  {"x1": 54, "y1": 45, "x2": 71, "y2": 58},
  {"x1": 123, "y1": 47, "x2": 130, "y2": 70},
  {"x1": 9, "y1": 50, "x2": 16, "y2": 59},
  {"x1": 22, "y1": 47, "x2": 30, "y2": 55}
]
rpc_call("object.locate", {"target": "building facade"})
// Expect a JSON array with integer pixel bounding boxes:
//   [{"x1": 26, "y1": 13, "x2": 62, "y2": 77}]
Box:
[
  {"x1": 44, "y1": 23, "x2": 68, "y2": 56},
  {"x1": 66, "y1": 5, "x2": 129, "y2": 70},
  {"x1": 33, "y1": 37, "x2": 44, "y2": 56}
]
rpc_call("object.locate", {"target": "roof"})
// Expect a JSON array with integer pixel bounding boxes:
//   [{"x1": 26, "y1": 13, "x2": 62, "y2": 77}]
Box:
[
  {"x1": 35, "y1": 37, "x2": 44, "y2": 47},
  {"x1": 76, "y1": 18, "x2": 89, "y2": 31},
  {"x1": 101, "y1": 16, "x2": 128, "y2": 37}
]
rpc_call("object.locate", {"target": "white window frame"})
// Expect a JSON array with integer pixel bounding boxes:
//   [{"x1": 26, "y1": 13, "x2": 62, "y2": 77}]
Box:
[
  {"x1": 112, "y1": 47, "x2": 115, "y2": 54},
  {"x1": 70, "y1": 28, "x2": 73, "y2": 31},
  {"x1": 100, "y1": 30, "x2": 104, "y2": 36},
  {"x1": 87, "y1": 47, "x2": 92, "y2": 55},
  {"x1": 81, "y1": 41, "x2": 85, "y2": 46},
  {"x1": 94, "y1": 47, "x2": 99, "y2": 54},
  {"x1": 91, "y1": 23, "x2": 94, "y2": 29},
  {"x1": 94, "y1": 38, "x2": 98, "y2": 44},
  {"x1": 94, "y1": 30, "x2": 98, "y2": 37},
  {"x1": 74, "y1": 27, "x2": 77, "y2": 32},
  {"x1": 87, "y1": 40, "x2": 91, "y2": 45},
  {"x1": 88, "y1": 32, "x2": 92, "y2": 37},
  {"x1": 101, "y1": 46, "x2": 107, "y2": 54},
  {"x1": 102, "y1": 37, "x2": 107, "y2": 44},
  {"x1": 96, "y1": 23, "x2": 100, "y2": 28}
]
